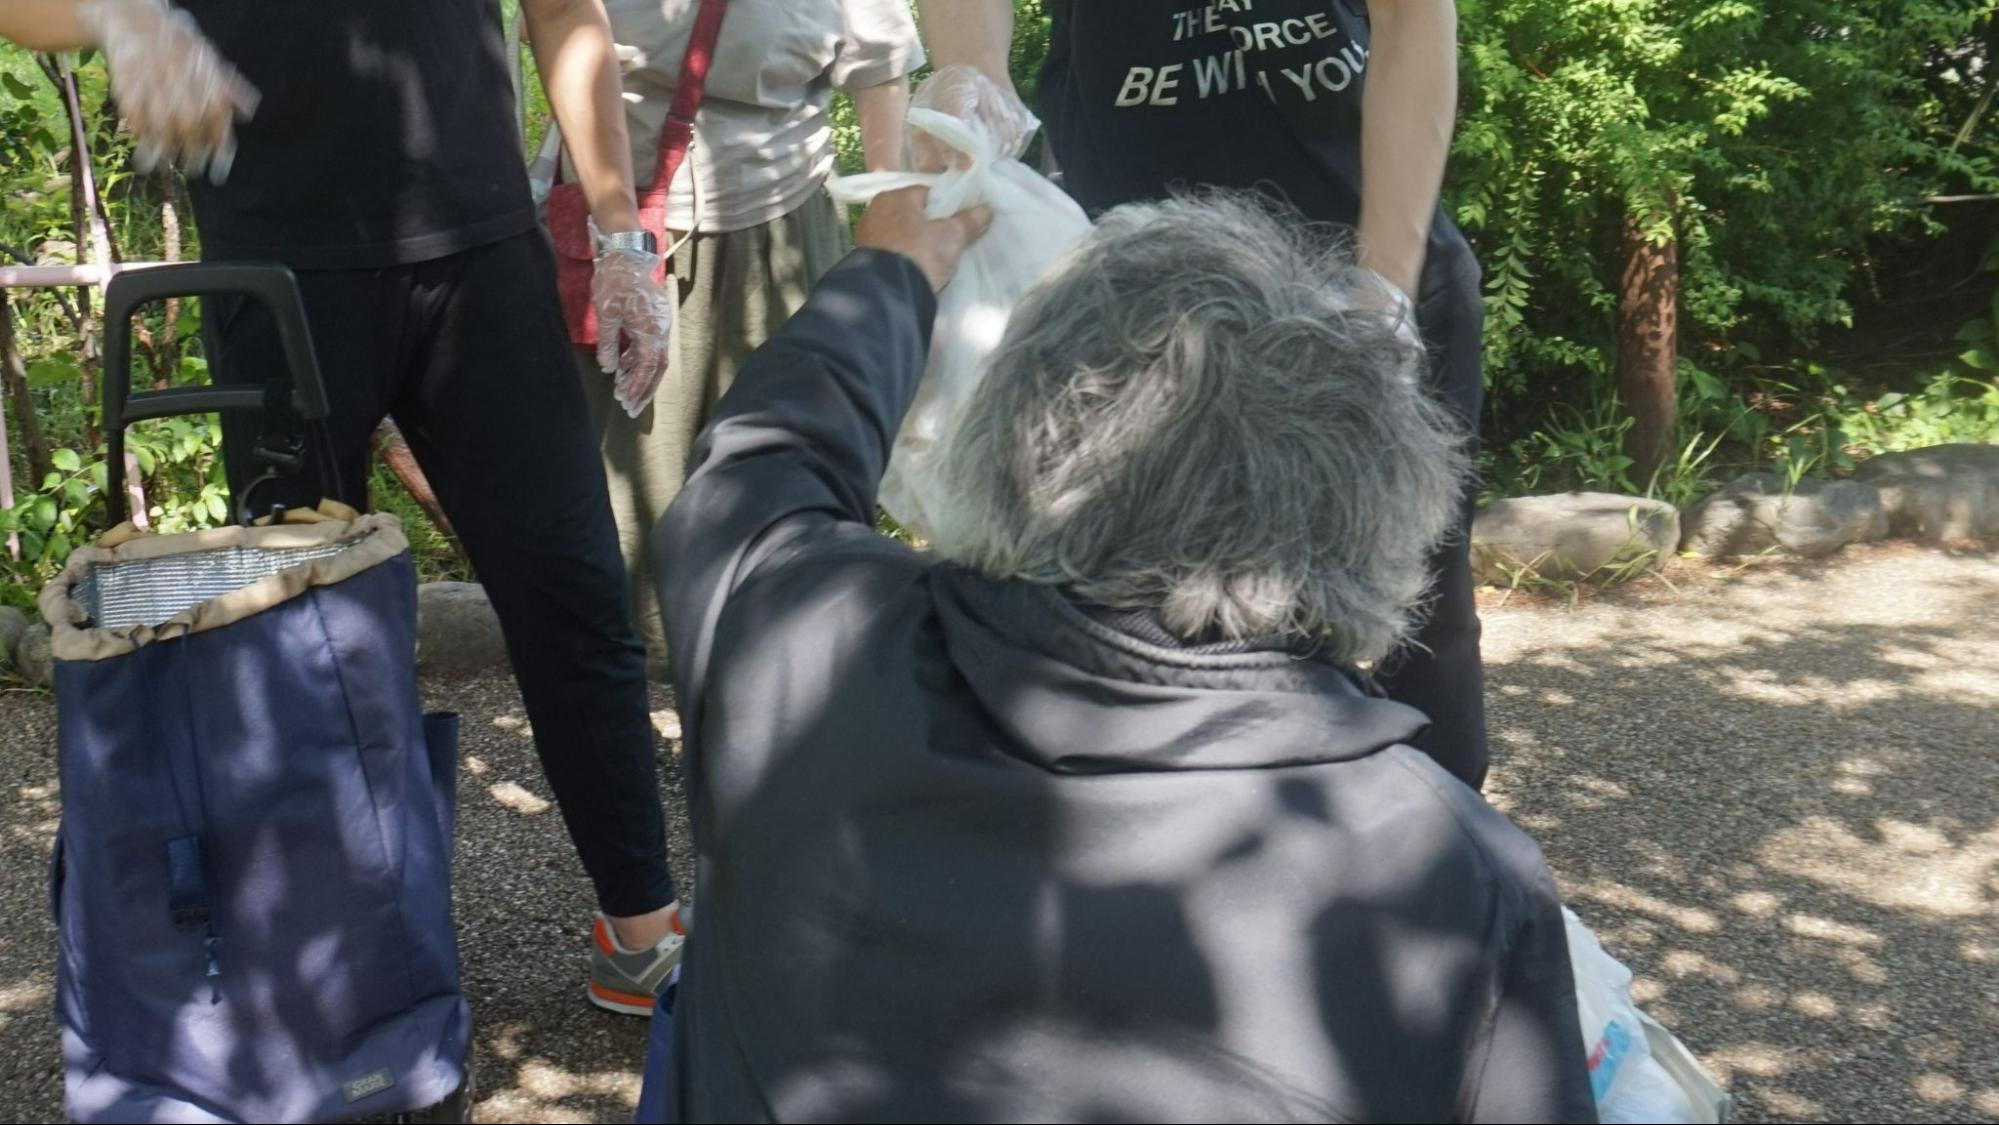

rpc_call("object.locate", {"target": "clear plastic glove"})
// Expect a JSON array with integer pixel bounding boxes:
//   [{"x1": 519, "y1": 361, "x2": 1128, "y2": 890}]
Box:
[
  {"x1": 78, "y1": 0, "x2": 259, "y2": 184},
  {"x1": 589, "y1": 221, "x2": 675, "y2": 418},
  {"x1": 908, "y1": 64, "x2": 1039, "y2": 172},
  {"x1": 1354, "y1": 266, "x2": 1424, "y2": 358}
]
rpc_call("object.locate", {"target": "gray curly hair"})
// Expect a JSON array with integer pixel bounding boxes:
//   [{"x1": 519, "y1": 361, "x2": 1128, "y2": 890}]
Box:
[{"x1": 927, "y1": 193, "x2": 1471, "y2": 663}]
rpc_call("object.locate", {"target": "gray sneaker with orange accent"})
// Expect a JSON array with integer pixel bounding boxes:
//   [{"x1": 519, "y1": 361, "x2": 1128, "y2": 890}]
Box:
[{"x1": 588, "y1": 911, "x2": 685, "y2": 1016}]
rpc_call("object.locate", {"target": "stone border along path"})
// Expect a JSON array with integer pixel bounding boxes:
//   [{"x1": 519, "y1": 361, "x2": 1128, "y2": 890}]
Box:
[
  {"x1": 0, "y1": 522, "x2": 1994, "y2": 1123},
  {"x1": 4, "y1": 443, "x2": 1993, "y2": 686},
  {"x1": 1472, "y1": 442, "x2": 1999, "y2": 587}
]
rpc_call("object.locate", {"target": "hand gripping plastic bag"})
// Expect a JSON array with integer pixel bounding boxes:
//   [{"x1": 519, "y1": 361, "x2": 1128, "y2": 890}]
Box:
[
  {"x1": 827, "y1": 92, "x2": 1092, "y2": 539},
  {"x1": 1565, "y1": 907, "x2": 1735, "y2": 1124}
]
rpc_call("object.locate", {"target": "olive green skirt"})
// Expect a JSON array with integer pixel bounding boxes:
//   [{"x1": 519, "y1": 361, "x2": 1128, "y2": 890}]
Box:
[{"x1": 573, "y1": 189, "x2": 850, "y2": 678}]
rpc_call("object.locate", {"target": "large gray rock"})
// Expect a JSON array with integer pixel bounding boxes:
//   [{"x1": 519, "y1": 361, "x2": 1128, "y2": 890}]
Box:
[
  {"x1": 1852, "y1": 443, "x2": 1999, "y2": 542},
  {"x1": 1680, "y1": 473, "x2": 1889, "y2": 559},
  {"x1": 1472, "y1": 492, "x2": 1681, "y2": 582},
  {"x1": 416, "y1": 582, "x2": 509, "y2": 676},
  {"x1": 0, "y1": 605, "x2": 27, "y2": 675},
  {"x1": 14, "y1": 624, "x2": 53, "y2": 689}
]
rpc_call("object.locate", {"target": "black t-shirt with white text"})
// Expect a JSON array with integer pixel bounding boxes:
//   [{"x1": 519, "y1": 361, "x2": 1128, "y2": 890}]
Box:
[
  {"x1": 1039, "y1": 0, "x2": 1474, "y2": 285},
  {"x1": 175, "y1": 0, "x2": 535, "y2": 270}
]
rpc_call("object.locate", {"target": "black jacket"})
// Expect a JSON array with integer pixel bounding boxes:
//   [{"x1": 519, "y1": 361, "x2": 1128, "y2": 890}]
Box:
[{"x1": 655, "y1": 250, "x2": 1595, "y2": 1124}]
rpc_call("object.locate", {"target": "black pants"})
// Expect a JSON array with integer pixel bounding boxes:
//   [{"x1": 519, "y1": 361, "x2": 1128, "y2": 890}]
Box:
[
  {"x1": 1374, "y1": 243, "x2": 1488, "y2": 791},
  {"x1": 205, "y1": 231, "x2": 675, "y2": 916}
]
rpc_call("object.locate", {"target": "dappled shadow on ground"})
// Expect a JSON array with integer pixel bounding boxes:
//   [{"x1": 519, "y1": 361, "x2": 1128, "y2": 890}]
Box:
[
  {"x1": 0, "y1": 548, "x2": 1991, "y2": 1123},
  {"x1": 1483, "y1": 555, "x2": 1999, "y2": 1124},
  {"x1": 0, "y1": 693, "x2": 61, "y2": 1123},
  {"x1": 419, "y1": 675, "x2": 694, "y2": 1125}
]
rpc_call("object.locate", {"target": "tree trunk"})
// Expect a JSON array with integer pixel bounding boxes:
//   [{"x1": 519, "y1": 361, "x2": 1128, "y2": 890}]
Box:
[
  {"x1": 2, "y1": 294, "x2": 54, "y2": 559},
  {"x1": 65, "y1": 135, "x2": 101, "y2": 453},
  {"x1": 151, "y1": 173, "x2": 183, "y2": 389},
  {"x1": 55, "y1": 56, "x2": 108, "y2": 452},
  {"x1": 1617, "y1": 207, "x2": 1679, "y2": 484},
  {"x1": 1, "y1": 293, "x2": 54, "y2": 488}
]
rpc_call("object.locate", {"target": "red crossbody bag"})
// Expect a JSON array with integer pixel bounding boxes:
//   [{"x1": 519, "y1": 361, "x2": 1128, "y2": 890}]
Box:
[{"x1": 545, "y1": 0, "x2": 728, "y2": 347}]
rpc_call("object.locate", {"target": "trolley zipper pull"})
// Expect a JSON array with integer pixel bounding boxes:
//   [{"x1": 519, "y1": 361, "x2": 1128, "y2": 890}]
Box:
[
  {"x1": 204, "y1": 932, "x2": 223, "y2": 1002},
  {"x1": 166, "y1": 835, "x2": 224, "y2": 999}
]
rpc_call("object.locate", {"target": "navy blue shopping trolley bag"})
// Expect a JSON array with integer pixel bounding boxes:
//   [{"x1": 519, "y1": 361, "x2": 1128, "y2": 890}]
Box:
[{"x1": 38, "y1": 265, "x2": 470, "y2": 1123}]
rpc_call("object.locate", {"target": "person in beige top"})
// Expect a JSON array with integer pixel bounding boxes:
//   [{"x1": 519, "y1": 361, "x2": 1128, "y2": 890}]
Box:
[{"x1": 540, "y1": 0, "x2": 924, "y2": 678}]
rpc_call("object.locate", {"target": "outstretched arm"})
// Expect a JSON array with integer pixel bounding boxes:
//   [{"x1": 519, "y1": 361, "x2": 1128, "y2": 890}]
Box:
[
  {"x1": 1357, "y1": 1, "x2": 1461, "y2": 299},
  {"x1": 3, "y1": 0, "x2": 258, "y2": 182},
  {"x1": 520, "y1": 0, "x2": 643, "y2": 235},
  {"x1": 914, "y1": 0, "x2": 1016, "y2": 95},
  {"x1": 911, "y1": 0, "x2": 1037, "y2": 159},
  {"x1": 657, "y1": 190, "x2": 986, "y2": 741},
  {"x1": 835, "y1": 0, "x2": 927, "y2": 171},
  {"x1": 853, "y1": 79, "x2": 913, "y2": 172},
  {"x1": 0, "y1": 0, "x2": 90, "y2": 50},
  {"x1": 522, "y1": 0, "x2": 679, "y2": 412}
]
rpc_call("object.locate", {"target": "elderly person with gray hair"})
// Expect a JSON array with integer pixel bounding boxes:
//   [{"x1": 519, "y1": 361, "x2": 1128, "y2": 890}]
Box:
[{"x1": 653, "y1": 191, "x2": 1594, "y2": 1123}]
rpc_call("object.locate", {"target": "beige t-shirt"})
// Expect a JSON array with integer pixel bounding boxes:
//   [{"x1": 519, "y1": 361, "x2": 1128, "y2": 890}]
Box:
[{"x1": 545, "y1": 0, "x2": 924, "y2": 234}]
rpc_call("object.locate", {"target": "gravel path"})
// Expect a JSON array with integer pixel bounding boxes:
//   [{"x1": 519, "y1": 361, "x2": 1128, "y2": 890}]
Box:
[{"x1": 1, "y1": 541, "x2": 1994, "y2": 1123}]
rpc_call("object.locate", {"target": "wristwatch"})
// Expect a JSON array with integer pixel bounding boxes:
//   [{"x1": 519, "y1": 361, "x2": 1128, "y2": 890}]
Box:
[{"x1": 595, "y1": 229, "x2": 660, "y2": 257}]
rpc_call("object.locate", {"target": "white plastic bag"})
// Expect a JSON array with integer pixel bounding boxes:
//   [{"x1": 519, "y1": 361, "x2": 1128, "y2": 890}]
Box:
[
  {"x1": 827, "y1": 105, "x2": 1092, "y2": 539},
  {"x1": 1564, "y1": 907, "x2": 1734, "y2": 1124}
]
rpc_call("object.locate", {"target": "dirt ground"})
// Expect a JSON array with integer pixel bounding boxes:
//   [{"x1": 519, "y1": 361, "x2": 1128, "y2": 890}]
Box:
[{"x1": 2, "y1": 540, "x2": 1994, "y2": 1122}]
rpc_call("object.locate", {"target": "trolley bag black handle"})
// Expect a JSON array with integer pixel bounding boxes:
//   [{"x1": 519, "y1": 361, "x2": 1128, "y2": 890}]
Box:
[{"x1": 101, "y1": 263, "x2": 340, "y2": 527}]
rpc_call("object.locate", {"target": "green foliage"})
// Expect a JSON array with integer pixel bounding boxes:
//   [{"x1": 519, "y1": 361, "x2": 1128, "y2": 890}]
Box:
[
  {"x1": 1718, "y1": 244, "x2": 1999, "y2": 481},
  {"x1": 131, "y1": 409, "x2": 230, "y2": 534},
  {"x1": 1454, "y1": 0, "x2": 1997, "y2": 496},
  {"x1": 1482, "y1": 392, "x2": 1638, "y2": 500},
  {"x1": 370, "y1": 466, "x2": 476, "y2": 584},
  {"x1": 4, "y1": 4, "x2": 1995, "y2": 613},
  {"x1": 1840, "y1": 370, "x2": 1999, "y2": 454},
  {"x1": 0, "y1": 446, "x2": 94, "y2": 581},
  {"x1": 0, "y1": 350, "x2": 228, "y2": 607},
  {"x1": 0, "y1": 47, "x2": 240, "y2": 602},
  {"x1": 1455, "y1": 2, "x2": 1995, "y2": 388}
]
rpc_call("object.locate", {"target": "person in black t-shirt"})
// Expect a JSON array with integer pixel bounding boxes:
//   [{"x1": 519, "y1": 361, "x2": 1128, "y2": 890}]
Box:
[
  {"x1": 6, "y1": 0, "x2": 693, "y2": 1013},
  {"x1": 919, "y1": 0, "x2": 1491, "y2": 791}
]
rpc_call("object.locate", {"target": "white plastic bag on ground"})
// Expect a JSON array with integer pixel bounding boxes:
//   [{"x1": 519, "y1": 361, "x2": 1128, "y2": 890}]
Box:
[
  {"x1": 827, "y1": 98, "x2": 1091, "y2": 539},
  {"x1": 1565, "y1": 906, "x2": 1735, "y2": 1123}
]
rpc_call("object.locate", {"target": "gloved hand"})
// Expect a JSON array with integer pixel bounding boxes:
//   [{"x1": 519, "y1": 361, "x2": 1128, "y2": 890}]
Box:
[
  {"x1": 78, "y1": 0, "x2": 259, "y2": 184},
  {"x1": 1354, "y1": 266, "x2": 1423, "y2": 357},
  {"x1": 589, "y1": 220, "x2": 675, "y2": 418},
  {"x1": 854, "y1": 185, "x2": 993, "y2": 293},
  {"x1": 908, "y1": 64, "x2": 1039, "y2": 172}
]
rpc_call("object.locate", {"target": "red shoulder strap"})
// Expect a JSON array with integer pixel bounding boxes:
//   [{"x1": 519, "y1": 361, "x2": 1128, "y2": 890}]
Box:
[{"x1": 644, "y1": 0, "x2": 729, "y2": 207}]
